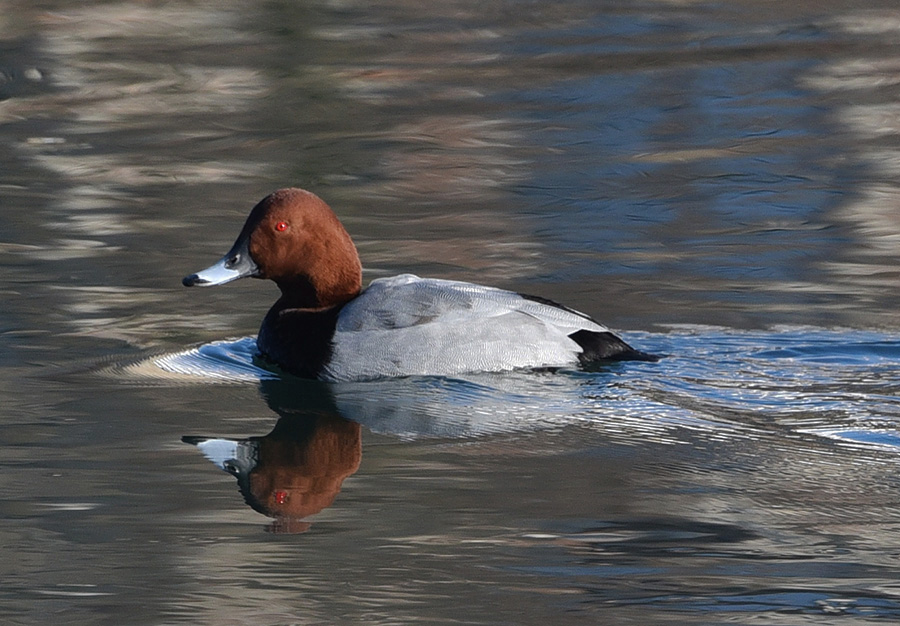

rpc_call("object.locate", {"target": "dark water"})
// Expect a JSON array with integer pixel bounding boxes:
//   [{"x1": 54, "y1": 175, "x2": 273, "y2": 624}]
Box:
[{"x1": 4, "y1": 0, "x2": 900, "y2": 623}]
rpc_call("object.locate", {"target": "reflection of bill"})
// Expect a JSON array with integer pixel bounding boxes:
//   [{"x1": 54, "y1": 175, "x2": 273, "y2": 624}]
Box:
[{"x1": 184, "y1": 415, "x2": 361, "y2": 534}]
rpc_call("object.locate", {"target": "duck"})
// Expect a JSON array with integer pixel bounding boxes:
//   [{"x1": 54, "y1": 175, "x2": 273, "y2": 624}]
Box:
[{"x1": 183, "y1": 188, "x2": 656, "y2": 381}]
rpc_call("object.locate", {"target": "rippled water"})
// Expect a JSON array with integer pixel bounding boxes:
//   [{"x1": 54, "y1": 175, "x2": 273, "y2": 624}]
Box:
[
  {"x1": 134, "y1": 327, "x2": 900, "y2": 448},
  {"x1": 4, "y1": 0, "x2": 900, "y2": 623}
]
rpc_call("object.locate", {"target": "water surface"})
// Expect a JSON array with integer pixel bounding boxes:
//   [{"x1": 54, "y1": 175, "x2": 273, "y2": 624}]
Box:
[{"x1": 3, "y1": 0, "x2": 900, "y2": 623}]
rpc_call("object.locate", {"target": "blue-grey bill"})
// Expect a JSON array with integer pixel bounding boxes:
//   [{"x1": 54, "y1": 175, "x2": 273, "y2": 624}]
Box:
[{"x1": 183, "y1": 256, "x2": 246, "y2": 286}]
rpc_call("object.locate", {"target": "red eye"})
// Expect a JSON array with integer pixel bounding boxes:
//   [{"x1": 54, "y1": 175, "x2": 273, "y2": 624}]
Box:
[{"x1": 275, "y1": 221, "x2": 288, "y2": 232}]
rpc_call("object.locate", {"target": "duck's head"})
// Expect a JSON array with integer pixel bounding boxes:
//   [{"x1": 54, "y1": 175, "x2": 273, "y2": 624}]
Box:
[{"x1": 183, "y1": 188, "x2": 363, "y2": 308}]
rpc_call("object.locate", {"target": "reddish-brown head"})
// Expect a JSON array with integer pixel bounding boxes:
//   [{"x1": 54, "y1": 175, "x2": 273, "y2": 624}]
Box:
[{"x1": 184, "y1": 188, "x2": 363, "y2": 309}]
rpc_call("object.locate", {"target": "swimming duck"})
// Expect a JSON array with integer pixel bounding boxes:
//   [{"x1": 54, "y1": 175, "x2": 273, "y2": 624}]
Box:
[{"x1": 183, "y1": 188, "x2": 655, "y2": 381}]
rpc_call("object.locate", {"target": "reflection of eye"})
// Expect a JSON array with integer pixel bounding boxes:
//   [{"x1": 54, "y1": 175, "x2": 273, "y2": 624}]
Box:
[
  {"x1": 274, "y1": 490, "x2": 288, "y2": 505},
  {"x1": 275, "y1": 221, "x2": 289, "y2": 232}
]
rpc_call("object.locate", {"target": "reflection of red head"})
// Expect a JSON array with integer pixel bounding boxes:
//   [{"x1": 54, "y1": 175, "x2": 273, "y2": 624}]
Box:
[{"x1": 247, "y1": 416, "x2": 361, "y2": 526}]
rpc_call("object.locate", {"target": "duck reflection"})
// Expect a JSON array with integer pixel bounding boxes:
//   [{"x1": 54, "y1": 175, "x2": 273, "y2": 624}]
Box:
[
  {"x1": 175, "y1": 347, "x2": 621, "y2": 530},
  {"x1": 183, "y1": 379, "x2": 360, "y2": 533}
]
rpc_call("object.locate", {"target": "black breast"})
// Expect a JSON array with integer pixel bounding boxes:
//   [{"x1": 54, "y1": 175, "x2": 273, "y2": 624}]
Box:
[{"x1": 256, "y1": 304, "x2": 343, "y2": 379}]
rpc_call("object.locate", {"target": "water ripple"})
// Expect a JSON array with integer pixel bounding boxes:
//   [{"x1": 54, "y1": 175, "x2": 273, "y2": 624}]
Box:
[{"x1": 113, "y1": 326, "x2": 900, "y2": 454}]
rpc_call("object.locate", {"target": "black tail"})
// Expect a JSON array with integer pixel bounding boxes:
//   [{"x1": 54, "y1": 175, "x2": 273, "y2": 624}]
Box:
[{"x1": 570, "y1": 330, "x2": 659, "y2": 364}]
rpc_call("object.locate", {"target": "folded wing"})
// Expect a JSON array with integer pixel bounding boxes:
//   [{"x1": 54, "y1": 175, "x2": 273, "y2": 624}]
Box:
[{"x1": 325, "y1": 274, "x2": 616, "y2": 381}]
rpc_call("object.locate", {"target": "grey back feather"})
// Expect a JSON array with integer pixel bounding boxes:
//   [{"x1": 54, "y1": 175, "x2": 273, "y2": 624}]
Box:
[{"x1": 324, "y1": 275, "x2": 607, "y2": 381}]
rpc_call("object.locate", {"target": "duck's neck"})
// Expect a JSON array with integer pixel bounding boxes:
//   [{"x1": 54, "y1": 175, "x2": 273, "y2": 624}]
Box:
[{"x1": 273, "y1": 274, "x2": 361, "y2": 310}]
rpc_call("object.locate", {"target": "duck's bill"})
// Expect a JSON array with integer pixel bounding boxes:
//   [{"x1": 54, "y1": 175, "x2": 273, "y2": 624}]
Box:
[
  {"x1": 182, "y1": 436, "x2": 258, "y2": 475},
  {"x1": 183, "y1": 241, "x2": 258, "y2": 287}
]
